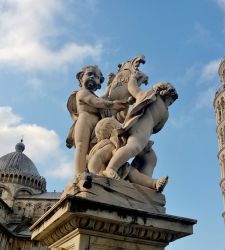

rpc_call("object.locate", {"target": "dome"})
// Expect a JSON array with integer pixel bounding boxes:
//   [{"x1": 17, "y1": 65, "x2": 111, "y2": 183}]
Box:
[
  {"x1": 0, "y1": 140, "x2": 39, "y2": 177},
  {"x1": 0, "y1": 140, "x2": 46, "y2": 192}
]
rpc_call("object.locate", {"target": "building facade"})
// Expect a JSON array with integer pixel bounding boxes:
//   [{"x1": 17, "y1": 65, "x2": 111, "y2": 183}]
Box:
[
  {"x1": 214, "y1": 59, "x2": 225, "y2": 222},
  {"x1": 0, "y1": 140, "x2": 61, "y2": 249}
]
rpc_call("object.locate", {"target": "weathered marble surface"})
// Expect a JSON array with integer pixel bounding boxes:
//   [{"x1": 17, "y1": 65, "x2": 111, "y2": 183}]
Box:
[
  {"x1": 66, "y1": 56, "x2": 178, "y2": 192},
  {"x1": 62, "y1": 175, "x2": 166, "y2": 214},
  {"x1": 31, "y1": 177, "x2": 196, "y2": 250}
]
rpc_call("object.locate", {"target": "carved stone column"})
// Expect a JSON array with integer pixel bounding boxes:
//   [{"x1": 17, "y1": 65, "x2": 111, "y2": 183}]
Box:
[
  {"x1": 30, "y1": 177, "x2": 196, "y2": 250},
  {"x1": 214, "y1": 58, "x2": 225, "y2": 222}
]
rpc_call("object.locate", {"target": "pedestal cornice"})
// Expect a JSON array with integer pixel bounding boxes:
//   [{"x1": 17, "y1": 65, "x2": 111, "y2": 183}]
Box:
[{"x1": 30, "y1": 178, "x2": 196, "y2": 248}]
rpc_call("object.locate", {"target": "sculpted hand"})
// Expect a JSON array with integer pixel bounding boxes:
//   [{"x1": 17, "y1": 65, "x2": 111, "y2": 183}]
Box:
[{"x1": 113, "y1": 100, "x2": 128, "y2": 111}]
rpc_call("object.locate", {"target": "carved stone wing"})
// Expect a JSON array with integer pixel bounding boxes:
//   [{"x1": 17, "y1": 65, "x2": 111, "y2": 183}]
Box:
[{"x1": 67, "y1": 91, "x2": 78, "y2": 122}]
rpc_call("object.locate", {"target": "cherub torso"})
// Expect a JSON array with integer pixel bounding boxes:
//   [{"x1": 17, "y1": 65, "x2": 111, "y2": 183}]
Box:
[{"x1": 76, "y1": 89, "x2": 100, "y2": 115}]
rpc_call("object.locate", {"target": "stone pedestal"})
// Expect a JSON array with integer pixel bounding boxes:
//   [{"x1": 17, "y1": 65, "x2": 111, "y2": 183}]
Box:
[{"x1": 30, "y1": 176, "x2": 196, "y2": 250}]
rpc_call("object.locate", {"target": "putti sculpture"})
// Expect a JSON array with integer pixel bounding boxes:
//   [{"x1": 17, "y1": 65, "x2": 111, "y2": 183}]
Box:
[
  {"x1": 31, "y1": 57, "x2": 196, "y2": 250},
  {"x1": 67, "y1": 56, "x2": 178, "y2": 192}
]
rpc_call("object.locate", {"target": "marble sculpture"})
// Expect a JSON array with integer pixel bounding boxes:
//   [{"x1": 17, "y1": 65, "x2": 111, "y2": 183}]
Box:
[{"x1": 67, "y1": 55, "x2": 178, "y2": 192}]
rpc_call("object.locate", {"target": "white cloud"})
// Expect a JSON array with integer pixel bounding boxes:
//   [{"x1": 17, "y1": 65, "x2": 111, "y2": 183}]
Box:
[
  {"x1": 218, "y1": 0, "x2": 225, "y2": 12},
  {"x1": 195, "y1": 87, "x2": 216, "y2": 109},
  {"x1": 47, "y1": 160, "x2": 73, "y2": 178},
  {"x1": 0, "y1": 0, "x2": 102, "y2": 71},
  {"x1": 0, "y1": 106, "x2": 22, "y2": 127},
  {"x1": 26, "y1": 78, "x2": 42, "y2": 90},
  {"x1": 169, "y1": 114, "x2": 192, "y2": 128},
  {"x1": 199, "y1": 59, "x2": 221, "y2": 83},
  {"x1": 0, "y1": 106, "x2": 73, "y2": 179},
  {"x1": 175, "y1": 64, "x2": 199, "y2": 86}
]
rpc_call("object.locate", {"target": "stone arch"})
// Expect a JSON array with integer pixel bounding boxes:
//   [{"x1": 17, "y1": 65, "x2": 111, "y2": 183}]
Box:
[
  {"x1": 22, "y1": 176, "x2": 26, "y2": 185},
  {"x1": 27, "y1": 177, "x2": 30, "y2": 186},
  {"x1": 18, "y1": 175, "x2": 22, "y2": 184},
  {"x1": 221, "y1": 97, "x2": 225, "y2": 119},
  {"x1": 5, "y1": 174, "x2": 9, "y2": 182},
  {"x1": 221, "y1": 155, "x2": 225, "y2": 179},
  {"x1": 222, "y1": 68, "x2": 225, "y2": 83},
  {"x1": 217, "y1": 101, "x2": 222, "y2": 123},
  {"x1": 223, "y1": 125, "x2": 225, "y2": 146},
  {"x1": 9, "y1": 174, "x2": 13, "y2": 182},
  {"x1": 0, "y1": 173, "x2": 5, "y2": 182},
  {"x1": 220, "y1": 127, "x2": 224, "y2": 146},
  {"x1": 31, "y1": 178, "x2": 34, "y2": 188},
  {"x1": 14, "y1": 188, "x2": 33, "y2": 198}
]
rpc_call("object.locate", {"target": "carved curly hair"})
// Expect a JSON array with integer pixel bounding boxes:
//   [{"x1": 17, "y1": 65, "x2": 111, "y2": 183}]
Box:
[
  {"x1": 152, "y1": 82, "x2": 178, "y2": 101},
  {"x1": 76, "y1": 65, "x2": 104, "y2": 87},
  {"x1": 95, "y1": 118, "x2": 121, "y2": 142}
]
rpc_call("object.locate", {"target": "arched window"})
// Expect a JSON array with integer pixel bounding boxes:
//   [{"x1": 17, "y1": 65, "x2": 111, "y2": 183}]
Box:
[
  {"x1": 221, "y1": 97, "x2": 225, "y2": 119},
  {"x1": 15, "y1": 189, "x2": 32, "y2": 197},
  {"x1": 220, "y1": 128, "x2": 224, "y2": 146},
  {"x1": 218, "y1": 102, "x2": 222, "y2": 123},
  {"x1": 222, "y1": 68, "x2": 225, "y2": 84},
  {"x1": 222, "y1": 155, "x2": 225, "y2": 179}
]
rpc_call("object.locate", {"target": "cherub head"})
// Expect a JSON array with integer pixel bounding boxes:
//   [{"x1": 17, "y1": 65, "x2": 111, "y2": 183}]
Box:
[
  {"x1": 152, "y1": 82, "x2": 178, "y2": 107},
  {"x1": 95, "y1": 117, "x2": 121, "y2": 142},
  {"x1": 76, "y1": 65, "x2": 104, "y2": 91}
]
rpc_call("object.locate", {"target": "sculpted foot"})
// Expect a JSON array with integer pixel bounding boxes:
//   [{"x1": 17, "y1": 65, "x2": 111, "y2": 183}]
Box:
[
  {"x1": 156, "y1": 176, "x2": 168, "y2": 192},
  {"x1": 102, "y1": 169, "x2": 121, "y2": 180}
]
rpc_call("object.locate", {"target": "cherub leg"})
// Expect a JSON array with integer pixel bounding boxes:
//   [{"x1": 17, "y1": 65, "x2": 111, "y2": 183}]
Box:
[
  {"x1": 74, "y1": 123, "x2": 92, "y2": 176},
  {"x1": 88, "y1": 155, "x2": 105, "y2": 175},
  {"x1": 128, "y1": 167, "x2": 156, "y2": 189},
  {"x1": 128, "y1": 167, "x2": 168, "y2": 192},
  {"x1": 103, "y1": 136, "x2": 147, "y2": 179},
  {"x1": 88, "y1": 144, "x2": 115, "y2": 174},
  {"x1": 131, "y1": 146, "x2": 157, "y2": 177}
]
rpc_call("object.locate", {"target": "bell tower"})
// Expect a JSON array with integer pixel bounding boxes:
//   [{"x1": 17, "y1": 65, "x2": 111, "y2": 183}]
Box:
[{"x1": 214, "y1": 59, "x2": 225, "y2": 222}]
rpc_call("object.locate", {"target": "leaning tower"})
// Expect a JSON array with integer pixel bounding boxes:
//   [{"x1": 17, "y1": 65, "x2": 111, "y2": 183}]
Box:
[{"x1": 214, "y1": 59, "x2": 225, "y2": 222}]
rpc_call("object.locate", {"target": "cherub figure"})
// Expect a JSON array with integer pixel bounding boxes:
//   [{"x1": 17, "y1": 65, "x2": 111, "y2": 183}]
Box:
[
  {"x1": 87, "y1": 117, "x2": 168, "y2": 192},
  {"x1": 103, "y1": 72, "x2": 178, "y2": 180},
  {"x1": 67, "y1": 65, "x2": 127, "y2": 177}
]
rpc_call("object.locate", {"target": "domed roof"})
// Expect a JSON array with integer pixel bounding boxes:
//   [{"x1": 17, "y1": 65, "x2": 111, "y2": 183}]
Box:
[{"x1": 0, "y1": 140, "x2": 40, "y2": 177}]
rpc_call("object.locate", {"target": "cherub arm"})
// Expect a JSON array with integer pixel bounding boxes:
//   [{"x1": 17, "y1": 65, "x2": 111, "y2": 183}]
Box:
[
  {"x1": 81, "y1": 91, "x2": 126, "y2": 110},
  {"x1": 127, "y1": 72, "x2": 148, "y2": 99}
]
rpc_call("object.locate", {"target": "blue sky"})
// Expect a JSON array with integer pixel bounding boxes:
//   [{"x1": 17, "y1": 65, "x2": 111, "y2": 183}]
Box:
[{"x1": 0, "y1": 0, "x2": 224, "y2": 249}]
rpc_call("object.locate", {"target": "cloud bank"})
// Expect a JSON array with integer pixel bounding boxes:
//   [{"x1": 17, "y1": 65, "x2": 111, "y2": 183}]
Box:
[
  {"x1": 200, "y1": 59, "x2": 221, "y2": 83},
  {"x1": 0, "y1": 0, "x2": 102, "y2": 71},
  {"x1": 196, "y1": 59, "x2": 221, "y2": 109},
  {"x1": 218, "y1": 0, "x2": 225, "y2": 12},
  {"x1": 0, "y1": 106, "x2": 72, "y2": 179}
]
